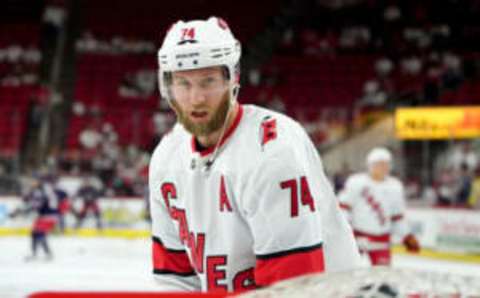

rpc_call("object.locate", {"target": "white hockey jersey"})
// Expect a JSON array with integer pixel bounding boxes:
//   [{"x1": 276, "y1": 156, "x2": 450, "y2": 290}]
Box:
[
  {"x1": 149, "y1": 104, "x2": 361, "y2": 292},
  {"x1": 338, "y1": 173, "x2": 408, "y2": 250}
]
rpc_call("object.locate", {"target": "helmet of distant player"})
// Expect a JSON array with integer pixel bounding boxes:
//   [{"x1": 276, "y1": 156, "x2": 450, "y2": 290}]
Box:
[
  {"x1": 157, "y1": 16, "x2": 241, "y2": 107},
  {"x1": 366, "y1": 147, "x2": 392, "y2": 180}
]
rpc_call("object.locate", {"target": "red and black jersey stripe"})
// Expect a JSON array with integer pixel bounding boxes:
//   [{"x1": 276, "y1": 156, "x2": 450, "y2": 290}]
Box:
[
  {"x1": 254, "y1": 242, "x2": 325, "y2": 286},
  {"x1": 152, "y1": 236, "x2": 196, "y2": 277}
]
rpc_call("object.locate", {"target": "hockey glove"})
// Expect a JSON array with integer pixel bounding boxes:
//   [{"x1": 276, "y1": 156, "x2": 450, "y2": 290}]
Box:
[{"x1": 403, "y1": 234, "x2": 420, "y2": 253}]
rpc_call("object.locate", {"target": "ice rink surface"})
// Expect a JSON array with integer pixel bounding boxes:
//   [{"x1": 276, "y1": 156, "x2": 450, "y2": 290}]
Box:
[{"x1": 1, "y1": 236, "x2": 480, "y2": 298}]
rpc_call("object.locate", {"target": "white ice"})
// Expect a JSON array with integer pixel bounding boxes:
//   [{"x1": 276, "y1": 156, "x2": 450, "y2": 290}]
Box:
[{"x1": 1, "y1": 236, "x2": 479, "y2": 298}]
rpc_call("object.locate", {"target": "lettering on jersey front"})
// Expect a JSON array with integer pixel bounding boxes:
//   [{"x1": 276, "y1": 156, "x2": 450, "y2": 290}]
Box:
[
  {"x1": 260, "y1": 116, "x2": 277, "y2": 146},
  {"x1": 219, "y1": 175, "x2": 233, "y2": 212},
  {"x1": 188, "y1": 232, "x2": 206, "y2": 273},
  {"x1": 280, "y1": 176, "x2": 316, "y2": 218},
  {"x1": 207, "y1": 255, "x2": 228, "y2": 292},
  {"x1": 233, "y1": 267, "x2": 256, "y2": 291},
  {"x1": 161, "y1": 182, "x2": 256, "y2": 292},
  {"x1": 362, "y1": 188, "x2": 386, "y2": 225},
  {"x1": 168, "y1": 206, "x2": 206, "y2": 273},
  {"x1": 160, "y1": 183, "x2": 205, "y2": 273},
  {"x1": 161, "y1": 181, "x2": 248, "y2": 290},
  {"x1": 160, "y1": 182, "x2": 177, "y2": 209}
]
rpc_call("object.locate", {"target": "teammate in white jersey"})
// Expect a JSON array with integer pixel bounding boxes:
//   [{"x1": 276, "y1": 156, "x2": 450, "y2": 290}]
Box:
[
  {"x1": 339, "y1": 147, "x2": 420, "y2": 266},
  {"x1": 149, "y1": 16, "x2": 361, "y2": 293}
]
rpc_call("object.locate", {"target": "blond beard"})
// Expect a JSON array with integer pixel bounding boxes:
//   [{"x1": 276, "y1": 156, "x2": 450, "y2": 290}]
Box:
[{"x1": 171, "y1": 92, "x2": 231, "y2": 137}]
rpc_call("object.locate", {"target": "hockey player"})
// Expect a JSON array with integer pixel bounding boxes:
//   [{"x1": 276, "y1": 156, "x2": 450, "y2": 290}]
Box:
[
  {"x1": 16, "y1": 176, "x2": 62, "y2": 261},
  {"x1": 149, "y1": 17, "x2": 361, "y2": 293},
  {"x1": 339, "y1": 147, "x2": 420, "y2": 266},
  {"x1": 74, "y1": 176, "x2": 102, "y2": 230}
]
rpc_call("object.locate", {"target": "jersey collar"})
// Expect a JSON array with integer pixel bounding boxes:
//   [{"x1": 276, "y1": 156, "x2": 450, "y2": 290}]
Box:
[{"x1": 191, "y1": 105, "x2": 244, "y2": 157}]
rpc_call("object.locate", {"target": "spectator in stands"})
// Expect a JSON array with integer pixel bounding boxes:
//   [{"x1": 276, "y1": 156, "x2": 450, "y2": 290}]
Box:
[
  {"x1": 357, "y1": 80, "x2": 387, "y2": 108},
  {"x1": 375, "y1": 57, "x2": 394, "y2": 78},
  {"x1": 266, "y1": 94, "x2": 286, "y2": 113},
  {"x1": 422, "y1": 185, "x2": 438, "y2": 206},
  {"x1": 76, "y1": 31, "x2": 99, "y2": 53},
  {"x1": 137, "y1": 40, "x2": 155, "y2": 54},
  {"x1": 442, "y1": 52, "x2": 464, "y2": 90},
  {"x1": 468, "y1": 167, "x2": 480, "y2": 209},
  {"x1": 383, "y1": 4, "x2": 401, "y2": 22},
  {"x1": 79, "y1": 123, "x2": 102, "y2": 153},
  {"x1": 318, "y1": 29, "x2": 338, "y2": 57},
  {"x1": 301, "y1": 28, "x2": 322, "y2": 56},
  {"x1": 101, "y1": 122, "x2": 118, "y2": 144},
  {"x1": 118, "y1": 73, "x2": 141, "y2": 98},
  {"x1": 279, "y1": 27, "x2": 297, "y2": 55},
  {"x1": 6, "y1": 45, "x2": 23, "y2": 63},
  {"x1": 42, "y1": 1, "x2": 66, "y2": 50},
  {"x1": 436, "y1": 167, "x2": 456, "y2": 206},
  {"x1": 112, "y1": 159, "x2": 135, "y2": 196},
  {"x1": 92, "y1": 150, "x2": 116, "y2": 190},
  {"x1": 401, "y1": 56, "x2": 422, "y2": 77},
  {"x1": 1, "y1": 64, "x2": 39, "y2": 87},
  {"x1": 1, "y1": 65, "x2": 23, "y2": 87},
  {"x1": 403, "y1": 27, "x2": 431, "y2": 50},
  {"x1": 430, "y1": 24, "x2": 451, "y2": 49},
  {"x1": 135, "y1": 70, "x2": 156, "y2": 96},
  {"x1": 339, "y1": 26, "x2": 371, "y2": 50},
  {"x1": 248, "y1": 67, "x2": 262, "y2": 86},
  {"x1": 110, "y1": 35, "x2": 127, "y2": 54},
  {"x1": 23, "y1": 45, "x2": 42, "y2": 65},
  {"x1": 423, "y1": 59, "x2": 442, "y2": 104},
  {"x1": 72, "y1": 101, "x2": 86, "y2": 117},
  {"x1": 90, "y1": 126, "x2": 120, "y2": 191},
  {"x1": 456, "y1": 163, "x2": 472, "y2": 207},
  {"x1": 43, "y1": 3, "x2": 66, "y2": 29},
  {"x1": 76, "y1": 32, "x2": 155, "y2": 55},
  {"x1": 150, "y1": 110, "x2": 172, "y2": 149},
  {"x1": 449, "y1": 141, "x2": 478, "y2": 174}
]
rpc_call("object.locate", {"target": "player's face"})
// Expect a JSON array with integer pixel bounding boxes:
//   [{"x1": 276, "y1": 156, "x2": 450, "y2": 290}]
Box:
[
  {"x1": 369, "y1": 161, "x2": 390, "y2": 180},
  {"x1": 170, "y1": 67, "x2": 230, "y2": 137}
]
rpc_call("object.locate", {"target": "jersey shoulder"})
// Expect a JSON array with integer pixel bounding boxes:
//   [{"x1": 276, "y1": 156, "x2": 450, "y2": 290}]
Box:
[
  {"x1": 385, "y1": 176, "x2": 404, "y2": 191},
  {"x1": 345, "y1": 172, "x2": 369, "y2": 188},
  {"x1": 241, "y1": 105, "x2": 310, "y2": 160},
  {"x1": 150, "y1": 123, "x2": 187, "y2": 171}
]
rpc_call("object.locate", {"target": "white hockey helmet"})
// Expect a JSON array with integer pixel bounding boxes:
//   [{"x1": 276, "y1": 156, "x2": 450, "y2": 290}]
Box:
[
  {"x1": 366, "y1": 147, "x2": 392, "y2": 166},
  {"x1": 157, "y1": 17, "x2": 241, "y2": 103}
]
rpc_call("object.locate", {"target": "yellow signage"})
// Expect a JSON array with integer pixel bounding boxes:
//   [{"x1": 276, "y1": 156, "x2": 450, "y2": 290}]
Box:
[{"x1": 395, "y1": 107, "x2": 480, "y2": 139}]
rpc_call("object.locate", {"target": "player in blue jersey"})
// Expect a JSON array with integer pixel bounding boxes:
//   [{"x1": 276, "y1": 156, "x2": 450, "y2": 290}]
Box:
[{"x1": 19, "y1": 176, "x2": 62, "y2": 261}]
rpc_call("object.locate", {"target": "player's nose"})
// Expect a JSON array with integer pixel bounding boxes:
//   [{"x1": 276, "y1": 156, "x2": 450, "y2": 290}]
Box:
[{"x1": 189, "y1": 86, "x2": 207, "y2": 106}]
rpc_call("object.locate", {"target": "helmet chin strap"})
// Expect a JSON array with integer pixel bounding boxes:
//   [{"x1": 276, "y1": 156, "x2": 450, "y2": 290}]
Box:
[{"x1": 203, "y1": 82, "x2": 239, "y2": 172}]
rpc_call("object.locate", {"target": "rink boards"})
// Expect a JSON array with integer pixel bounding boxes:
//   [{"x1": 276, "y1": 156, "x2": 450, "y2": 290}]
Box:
[{"x1": 1, "y1": 197, "x2": 480, "y2": 263}]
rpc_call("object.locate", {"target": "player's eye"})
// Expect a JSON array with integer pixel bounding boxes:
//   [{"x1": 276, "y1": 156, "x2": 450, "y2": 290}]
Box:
[
  {"x1": 201, "y1": 77, "x2": 226, "y2": 90},
  {"x1": 173, "y1": 79, "x2": 191, "y2": 89},
  {"x1": 200, "y1": 77, "x2": 215, "y2": 88}
]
